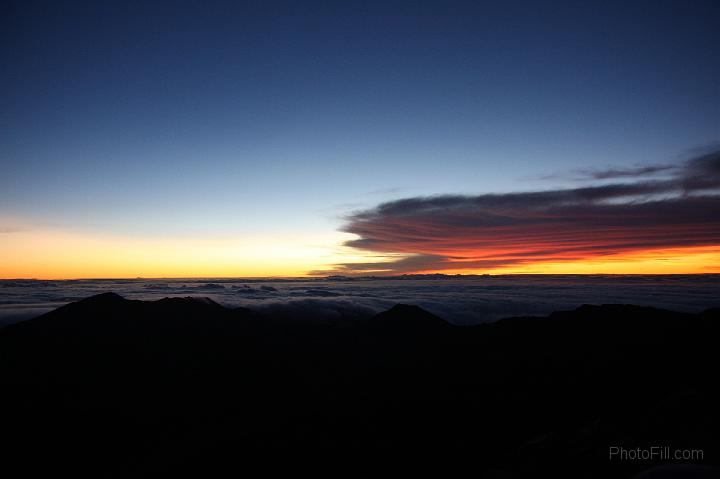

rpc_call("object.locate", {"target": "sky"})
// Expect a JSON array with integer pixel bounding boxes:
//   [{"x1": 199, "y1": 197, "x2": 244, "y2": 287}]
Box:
[{"x1": 1, "y1": 0, "x2": 719, "y2": 278}]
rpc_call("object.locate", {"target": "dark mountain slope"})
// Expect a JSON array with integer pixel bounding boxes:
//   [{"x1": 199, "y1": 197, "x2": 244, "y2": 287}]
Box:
[{"x1": 1, "y1": 294, "x2": 718, "y2": 478}]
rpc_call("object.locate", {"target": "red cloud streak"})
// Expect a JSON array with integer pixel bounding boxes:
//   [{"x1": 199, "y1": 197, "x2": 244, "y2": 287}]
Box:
[{"x1": 327, "y1": 150, "x2": 720, "y2": 274}]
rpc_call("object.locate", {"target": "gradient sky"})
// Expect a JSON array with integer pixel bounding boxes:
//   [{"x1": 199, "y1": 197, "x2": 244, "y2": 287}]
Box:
[{"x1": 2, "y1": 0, "x2": 719, "y2": 278}]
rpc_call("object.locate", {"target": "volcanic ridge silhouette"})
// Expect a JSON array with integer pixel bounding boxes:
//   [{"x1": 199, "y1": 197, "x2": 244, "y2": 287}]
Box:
[{"x1": 2, "y1": 293, "x2": 719, "y2": 478}]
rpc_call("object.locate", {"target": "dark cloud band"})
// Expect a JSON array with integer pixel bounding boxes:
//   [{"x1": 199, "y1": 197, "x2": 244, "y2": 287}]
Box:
[{"x1": 326, "y1": 150, "x2": 720, "y2": 274}]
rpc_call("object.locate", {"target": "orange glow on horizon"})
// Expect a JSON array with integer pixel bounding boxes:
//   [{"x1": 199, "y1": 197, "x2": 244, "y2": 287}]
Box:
[
  {"x1": 0, "y1": 228, "x2": 367, "y2": 279},
  {"x1": 1, "y1": 228, "x2": 718, "y2": 279},
  {"x1": 410, "y1": 246, "x2": 720, "y2": 275}
]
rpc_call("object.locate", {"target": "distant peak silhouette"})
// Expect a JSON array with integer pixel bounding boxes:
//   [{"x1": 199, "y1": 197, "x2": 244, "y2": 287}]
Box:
[
  {"x1": 77, "y1": 291, "x2": 127, "y2": 305},
  {"x1": 368, "y1": 303, "x2": 453, "y2": 336},
  {"x1": 155, "y1": 296, "x2": 224, "y2": 307}
]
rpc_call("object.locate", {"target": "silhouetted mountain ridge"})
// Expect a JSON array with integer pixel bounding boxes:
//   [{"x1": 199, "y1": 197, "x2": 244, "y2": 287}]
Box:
[{"x1": 1, "y1": 293, "x2": 718, "y2": 478}]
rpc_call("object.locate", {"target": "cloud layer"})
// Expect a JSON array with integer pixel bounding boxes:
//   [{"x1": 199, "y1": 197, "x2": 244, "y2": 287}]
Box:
[
  {"x1": 330, "y1": 150, "x2": 720, "y2": 274},
  {"x1": 2, "y1": 276, "x2": 720, "y2": 325}
]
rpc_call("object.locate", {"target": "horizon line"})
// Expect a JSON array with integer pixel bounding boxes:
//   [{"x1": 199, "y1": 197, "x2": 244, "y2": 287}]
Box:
[{"x1": 2, "y1": 272, "x2": 720, "y2": 281}]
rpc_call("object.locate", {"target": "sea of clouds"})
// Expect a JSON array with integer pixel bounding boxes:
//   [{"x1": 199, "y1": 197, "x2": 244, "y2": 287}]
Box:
[{"x1": 2, "y1": 275, "x2": 720, "y2": 326}]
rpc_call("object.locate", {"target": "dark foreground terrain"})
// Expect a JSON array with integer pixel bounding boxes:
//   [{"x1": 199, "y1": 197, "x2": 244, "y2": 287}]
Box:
[{"x1": 2, "y1": 293, "x2": 719, "y2": 478}]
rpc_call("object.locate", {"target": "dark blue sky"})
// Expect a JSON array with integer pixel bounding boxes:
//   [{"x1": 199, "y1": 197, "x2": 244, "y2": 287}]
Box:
[{"x1": 2, "y1": 0, "x2": 719, "y2": 241}]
